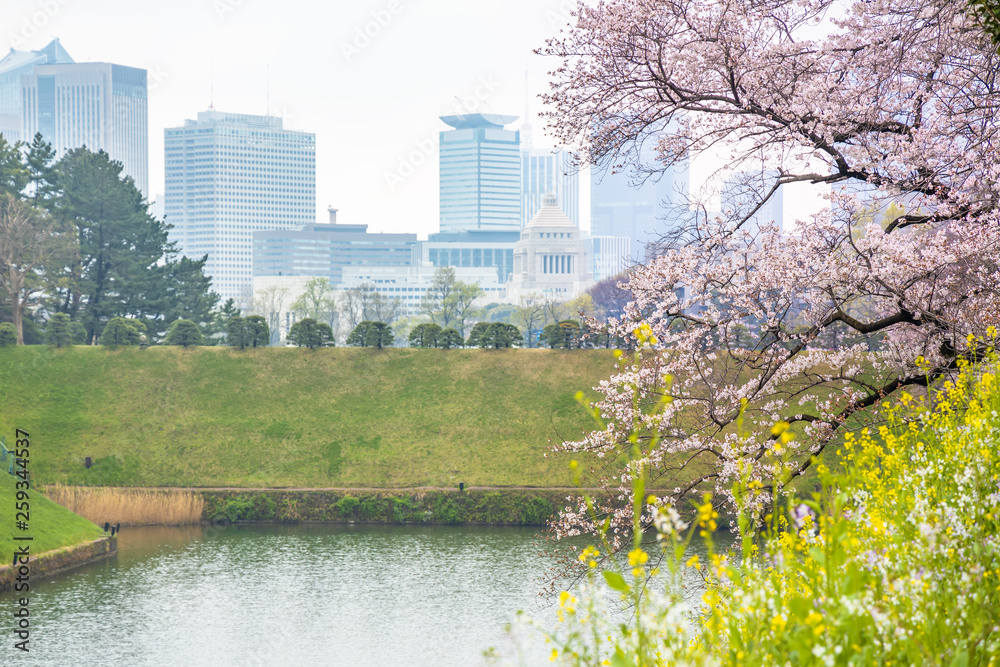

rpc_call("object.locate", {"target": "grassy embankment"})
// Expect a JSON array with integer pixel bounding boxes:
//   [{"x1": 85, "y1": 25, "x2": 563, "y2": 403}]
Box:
[
  {"x1": 0, "y1": 346, "x2": 616, "y2": 489},
  {"x1": 0, "y1": 471, "x2": 104, "y2": 557}
]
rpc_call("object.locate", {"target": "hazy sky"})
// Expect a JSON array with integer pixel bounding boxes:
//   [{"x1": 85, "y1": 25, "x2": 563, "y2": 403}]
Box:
[{"x1": 3, "y1": 0, "x2": 827, "y2": 237}]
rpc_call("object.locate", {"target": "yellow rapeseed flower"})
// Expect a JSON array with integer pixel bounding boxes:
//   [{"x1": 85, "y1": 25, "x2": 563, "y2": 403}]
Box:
[{"x1": 628, "y1": 548, "x2": 649, "y2": 566}]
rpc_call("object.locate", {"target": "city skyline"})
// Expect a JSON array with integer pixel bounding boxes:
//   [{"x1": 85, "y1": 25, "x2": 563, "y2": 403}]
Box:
[
  {"x1": 0, "y1": 0, "x2": 827, "y2": 244},
  {"x1": 1, "y1": 0, "x2": 590, "y2": 239}
]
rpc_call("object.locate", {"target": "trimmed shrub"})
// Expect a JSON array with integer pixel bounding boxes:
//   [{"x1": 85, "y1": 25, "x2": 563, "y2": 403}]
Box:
[
  {"x1": 409, "y1": 322, "x2": 442, "y2": 348},
  {"x1": 437, "y1": 328, "x2": 464, "y2": 349},
  {"x1": 100, "y1": 317, "x2": 141, "y2": 346},
  {"x1": 226, "y1": 316, "x2": 247, "y2": 349},
  {"x1": 244, "y1": 315, "x2": 270, "y2": 348},
  {"x1": 347, "y1": 321, "x2": 393, "y2": 349},
  {"x1": 288, "y1": 317, "x2": 334, "y2": 348},
  {"x1": 164, "y1": 319, "x2": 203, "y2": 347}
]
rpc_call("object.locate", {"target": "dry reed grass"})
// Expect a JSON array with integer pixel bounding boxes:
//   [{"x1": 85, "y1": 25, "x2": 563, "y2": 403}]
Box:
[{"x1": 43, "y1": 486, "x2": 204, "y2": 526}]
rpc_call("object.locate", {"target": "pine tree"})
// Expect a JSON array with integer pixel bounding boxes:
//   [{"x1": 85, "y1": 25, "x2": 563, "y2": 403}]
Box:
[
  {"x1": 466, "y1": 322, "x2": 491, "y2": 348},
  {"x1": 408, "y1": 322, "x2": 442, "y2": 348},
  {"x1": 45, "y1": 313, "x2": 73, "y2": 347},
  {"x1": 100, "y1": 317, "x2": 140, "y2": 346},
  {"x1": 25, "y1": 133, "x2": 58, "y2": 207},
  {"x1": 227, "y1": 316, "x2": 247, "y2": 349},
  {"x1": 0, "y1": 134, "x2": 28, "y2": 197},
  {"x1": 244, "y1": 315, "x2": 270, "y2": 348},
  {"x1": 437, "y1": 328, "x2": 464, "y2": 349},
  {"x1": 53, "y1": 148, "x2": 174, "y2": 342},
  {"x1": 288, "y1": 318, "x2": 334, "y2": 348}
]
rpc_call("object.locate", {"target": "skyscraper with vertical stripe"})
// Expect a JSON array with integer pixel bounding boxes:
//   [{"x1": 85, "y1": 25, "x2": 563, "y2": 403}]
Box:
[{"x1": 438, "y1": 113, "x2": 520, "y2": 233}]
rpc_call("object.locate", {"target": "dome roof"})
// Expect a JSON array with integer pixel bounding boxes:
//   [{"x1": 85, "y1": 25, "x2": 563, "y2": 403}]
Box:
[{"x1": 526, "y1": 193, "x2": 575, "y2": 227}]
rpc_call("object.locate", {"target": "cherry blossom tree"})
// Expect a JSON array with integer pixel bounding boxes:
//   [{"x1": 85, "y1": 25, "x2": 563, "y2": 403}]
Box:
[{"x1": 540, "y1": 0, "x2": 1000, "y2": 548}]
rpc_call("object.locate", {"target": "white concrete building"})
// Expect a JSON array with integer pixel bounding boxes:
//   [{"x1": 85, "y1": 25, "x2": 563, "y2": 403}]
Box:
[
  {"x1": 341, "y1": 264, "x2": 503, "y2": 318},
  {"x1": 507, "y1": 193, "x2": 594, "y2": 301}
]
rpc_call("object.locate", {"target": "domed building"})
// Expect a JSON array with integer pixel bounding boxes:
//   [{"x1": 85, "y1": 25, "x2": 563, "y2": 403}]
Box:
[{"x1": 507, "y1": 193, "x2": 593, "y2": 301}]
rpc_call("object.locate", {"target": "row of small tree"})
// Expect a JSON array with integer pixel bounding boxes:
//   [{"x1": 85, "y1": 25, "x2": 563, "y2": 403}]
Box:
[
  {"x1": 269, "y1": 268, "x2": 637, "y2": 349},
  {"x1": 0, "y1": 315, "x2": 210, "y2": 348},
  {"x1": 0, "y1": 310, "x2": 628, "y2": 352},
  {"x1": 408, "y1": 323, "x2": 465, "y2": 348}
]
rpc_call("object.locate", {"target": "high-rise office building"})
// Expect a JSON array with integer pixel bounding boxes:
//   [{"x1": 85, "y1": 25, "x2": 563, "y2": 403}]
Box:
[
  {"x1": 591, "y1": 136, "x2": 690, "y2": 263},
  {"x1": 587, "y1": 235, "x2": 633, "y2": 282},
  {"x1": 439, "y1": 113, "x2": 520, "y2": 233},
  {"x1": 165, "y1": 110, "x2": 316, "y2": 301},
  {"x1": 521, "y1": 148, "x2": 579, "y2": 227},
  {"x1": 0, "y1": 39, "x2": 148, "y2": 194},
  {"x1": 0, "y1": 39, "x2": 74, "y2": 143}
]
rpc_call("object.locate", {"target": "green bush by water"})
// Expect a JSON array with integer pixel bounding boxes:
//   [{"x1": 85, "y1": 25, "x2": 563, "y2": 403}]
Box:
[{"x1": 201, "y1": 489, "x2": 560, "y2": 526}]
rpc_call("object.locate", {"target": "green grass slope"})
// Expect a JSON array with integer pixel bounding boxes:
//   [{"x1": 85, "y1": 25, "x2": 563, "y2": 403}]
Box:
[
  {"x1": 0, "y1": 346, "x2": 616, "y2": 488},
  {"x1": 0, "y1": 471, "x2": 104, "y2": 556}
]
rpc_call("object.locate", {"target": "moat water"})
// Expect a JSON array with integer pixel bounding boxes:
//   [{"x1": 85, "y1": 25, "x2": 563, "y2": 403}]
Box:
[
  {"x1": 12, "y1": 523, "x2": 729, "y2": 666},
  {"x1": 14, "y1": 524, "x2": 565, "y2": 666}
]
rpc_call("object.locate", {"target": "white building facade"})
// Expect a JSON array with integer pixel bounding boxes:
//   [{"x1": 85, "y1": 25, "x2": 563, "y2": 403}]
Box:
[
  {"x1": 507, "y1": 193, "x2": 594, "y2": 302},
  {"x1": 341, "y1": 264, "x2": 503, "y2": 319}
]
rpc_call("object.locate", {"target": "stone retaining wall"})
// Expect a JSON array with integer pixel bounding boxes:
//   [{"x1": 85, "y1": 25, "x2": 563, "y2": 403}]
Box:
[{"x1": 0, "y1": 536, "x2": 117, "y2": 594}]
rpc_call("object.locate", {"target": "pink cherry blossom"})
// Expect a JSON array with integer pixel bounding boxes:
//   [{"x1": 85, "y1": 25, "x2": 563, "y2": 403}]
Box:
[{"x1": 539, "y1": 0, "x2": 1000, "y2": 544}]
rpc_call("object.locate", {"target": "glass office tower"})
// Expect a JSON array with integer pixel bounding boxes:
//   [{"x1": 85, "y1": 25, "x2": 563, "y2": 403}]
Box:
[
  {"x1": 521, "y1": 147, "x2": 579, "y2": 227},
  {"x1": 439, "y1": 113, "x2": 520, "y2": 233},
  {"x1": 1, "y1": 39, "x2": 148, "y2": 195}
]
